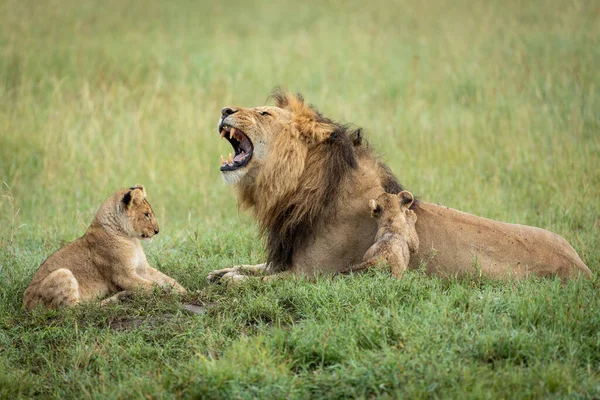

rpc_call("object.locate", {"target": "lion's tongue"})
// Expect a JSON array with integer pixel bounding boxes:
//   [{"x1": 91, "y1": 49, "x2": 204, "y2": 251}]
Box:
[
  {"x1": 233, "y1": 152, "x2": 248, "y2": 163},
  {"x1": 220, "y1": 152, "x2": 249, "y2": 167}
]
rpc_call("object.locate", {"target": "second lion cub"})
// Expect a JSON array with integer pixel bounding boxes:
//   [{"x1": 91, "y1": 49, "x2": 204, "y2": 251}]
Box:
[
  {"x1": 23, "y1": 185, "x2": 186, "y2": 309},
  {"x1": 340, "y1": 191, "x2": 419, "y2": 278}
]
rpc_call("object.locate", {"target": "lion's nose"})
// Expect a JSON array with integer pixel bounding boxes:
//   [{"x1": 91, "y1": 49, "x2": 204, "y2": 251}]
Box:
[
  {"x1": 154, "y1": 228, "x2": 159, "y2": 235},
  {"x1": 221, "y1": 107, "x2": 237, "y2": 117}
]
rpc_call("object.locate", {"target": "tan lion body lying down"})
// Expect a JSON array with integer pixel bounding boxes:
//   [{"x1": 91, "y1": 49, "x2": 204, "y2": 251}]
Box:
[
  {"x1": 413, "y1": 202, "x2": 589, "y2": 279},
  {"x1": 207, "y1": 91, "x2": 591, "y2": 282}
]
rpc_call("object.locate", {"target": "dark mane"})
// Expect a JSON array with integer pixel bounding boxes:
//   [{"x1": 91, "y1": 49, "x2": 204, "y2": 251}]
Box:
[
  {"x1": 351, "y1": 132, "x2": 415, "y2": 205},
  {"x1": 261, "y1": 89, "x2": 410, "y2": 272},
  {"x1": 265, "y1": 114, "x2": 360, "y2": 272}
]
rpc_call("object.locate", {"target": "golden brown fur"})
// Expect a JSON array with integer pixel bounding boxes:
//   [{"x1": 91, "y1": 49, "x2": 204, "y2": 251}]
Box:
[
  {"x1": 338, "y1": 191, "x2": 419, "y2": 278},
  {"x1": 208, "y1": 90, "x2": 591, "y2": 283},
  {"x1": 24, "y1": 185, "x2": 186, "y2": 309},
  {"x1": 218, "y1": 92, "x2": 360, "y2": 271}
]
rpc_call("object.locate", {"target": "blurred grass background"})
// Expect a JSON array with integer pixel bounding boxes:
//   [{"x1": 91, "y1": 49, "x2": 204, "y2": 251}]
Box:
[{"x1": 0, "y1": 0, "x2": 599, "y2": 397}]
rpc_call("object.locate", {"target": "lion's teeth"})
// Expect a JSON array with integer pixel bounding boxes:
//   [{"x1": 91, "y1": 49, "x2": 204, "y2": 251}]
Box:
[
  {"x1": 231, "y1": 127, "x2": 237, "y2": 140},
  {"x1": 221, "y1": 155, "x2": 226, "y2": 165},
  {"x1": 220, "y1": 129, "x2": 227, "y2": 139},
  {"x1": 228, "y1": 153, "x2": 233, "y2": 164}
]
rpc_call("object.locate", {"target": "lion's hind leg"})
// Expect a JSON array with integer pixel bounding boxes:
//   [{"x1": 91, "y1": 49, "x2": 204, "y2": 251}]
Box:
[{"x1": 24, "y1": 268, "x2": 80, "y2": 309}]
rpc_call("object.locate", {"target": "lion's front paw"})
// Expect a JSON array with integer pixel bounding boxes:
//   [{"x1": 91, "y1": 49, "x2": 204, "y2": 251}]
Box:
[
  {"x1": 100, "y1": 297, "x2": 114, "y2": 307},
  {"x1": 221, "y1": 270, "x2": 250, "y2": 285},
  {"x1": 206, "y1": 266, "x2": 242, "y2": 284}
]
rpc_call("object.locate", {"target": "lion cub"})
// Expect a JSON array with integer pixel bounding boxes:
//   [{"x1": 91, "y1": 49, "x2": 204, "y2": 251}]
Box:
[
  {"x1": 341, "y1": 191, "x2": 419, "y2": 278},
  {"x1": 23, "y1": 185, "x2": 186, "y2": 309}
]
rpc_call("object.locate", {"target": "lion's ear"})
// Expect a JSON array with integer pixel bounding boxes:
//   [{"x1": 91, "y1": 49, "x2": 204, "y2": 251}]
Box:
[
  {"x1": 284, "y1": 95, "x2": 335, "y2": 143},
  {"x1": 291, "y1": 116, "x2": 335, "y2": 143},
  {"x1": 398, "y1": 191, "x2": 414, "y2": 209},
  {"x1": 351, "y1": 129, "x2": 363, "y2": 146},
  {"x1": 274, "y1": 90, "x2": 338, "y2": 144},
  {"x1": 369, "y1": 199, "x2": 382, "y2": 218}
]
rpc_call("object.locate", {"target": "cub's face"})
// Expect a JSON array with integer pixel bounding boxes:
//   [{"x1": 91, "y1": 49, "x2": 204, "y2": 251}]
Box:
[
  {"x1": 121, "y1": 185, "x2": 159, "y2": 240},
  {"x1": 216, "y1": 105, "x2": 291, "y2": 185},
  {"x1": 369, "y1": 190, "x2": 419, "y2": 253},
  {"x1": 370, "y1": 191, "x2": 417, "y2": 233}
]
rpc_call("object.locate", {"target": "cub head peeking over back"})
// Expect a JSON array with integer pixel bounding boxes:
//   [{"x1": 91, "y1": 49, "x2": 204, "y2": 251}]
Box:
[
  {"x1": 369, "y1": 190, "x2": 419, "y2": 255},
  {"x1": 337, "y1": 190, "x2": 419, "y2": 278},
  {"x1": 364, "y1": 190, "x2": 419, "y2": 278}
]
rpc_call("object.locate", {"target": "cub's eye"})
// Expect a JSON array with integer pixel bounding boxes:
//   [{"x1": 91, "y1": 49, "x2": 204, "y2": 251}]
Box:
[
  {"x1": 259, "y1": 111, "x2": 271, "y2": 116},
  {"x1": 144, "y1": 212, "x2": 150, "y2": 220}
]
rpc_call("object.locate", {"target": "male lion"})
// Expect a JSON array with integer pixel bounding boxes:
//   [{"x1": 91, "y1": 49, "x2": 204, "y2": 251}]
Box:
[
  {"x1": 338, "y1": 191, "x2": 419, "y2": 278},
  {"x1": 208, "y1": 91, "x2": 591, "y2": 282},
  {"x1": 24, "y1": 185, "x2": 186, "y2": 309}
]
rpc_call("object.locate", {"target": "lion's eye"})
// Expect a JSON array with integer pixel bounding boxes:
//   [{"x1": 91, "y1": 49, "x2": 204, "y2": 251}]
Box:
[
  {"x1": 144, "y1": 213, "x2": 150, "y2": 220},
  {"x1": 259, "y1": 111, "x2": 271, "y2": 116}
]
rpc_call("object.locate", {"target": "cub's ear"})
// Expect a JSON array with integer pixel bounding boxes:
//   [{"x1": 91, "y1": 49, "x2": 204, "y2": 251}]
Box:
[
  {"x1": 129, "y1": 184, "x2": 146, "y2": 198},
  {"x1": 398, "y1": 190, "x2": 414, "y2": 209},
  {"x1": 122, "y1": 190, "x2": 133, "y2": 209},
  {"x1": 369, "y1": 199, "x2": 382, "y2": 218},
  {"x1": 122, "y1": 185, "x2": 146, "y2": 209}
]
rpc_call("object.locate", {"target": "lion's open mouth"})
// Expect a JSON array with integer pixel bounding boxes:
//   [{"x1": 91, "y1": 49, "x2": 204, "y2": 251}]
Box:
[{"x1": 219, "y1": 124, "x2": 253, "y2": 172}]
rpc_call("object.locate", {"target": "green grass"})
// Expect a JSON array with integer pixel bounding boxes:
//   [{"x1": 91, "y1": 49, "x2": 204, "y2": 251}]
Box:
[{"x1": 1, "y1": 0, "x2": 599, "y2": 398}]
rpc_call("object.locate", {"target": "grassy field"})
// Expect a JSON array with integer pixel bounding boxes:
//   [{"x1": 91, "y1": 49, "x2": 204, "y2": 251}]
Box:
[{"x1": 1, "y1": 0, "x2": 599, "y2": 398}]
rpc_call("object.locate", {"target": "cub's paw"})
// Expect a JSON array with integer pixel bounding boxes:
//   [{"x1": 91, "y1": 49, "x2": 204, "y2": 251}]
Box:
[
  {"x1": 100, "y1": 290, "x2": 133, "y2": 306},
  {"x1": 166, "y1": 283, "x2": 187, "y2": 295}
]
